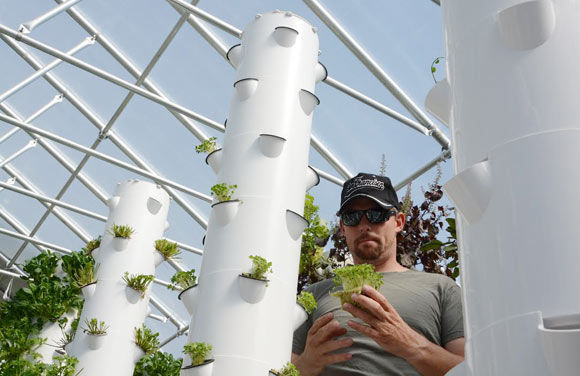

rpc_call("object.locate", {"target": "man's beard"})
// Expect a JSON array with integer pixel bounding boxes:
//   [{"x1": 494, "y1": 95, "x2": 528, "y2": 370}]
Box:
[{"x1": 350, "y1": 234, "x2": 385, "y2": 262}]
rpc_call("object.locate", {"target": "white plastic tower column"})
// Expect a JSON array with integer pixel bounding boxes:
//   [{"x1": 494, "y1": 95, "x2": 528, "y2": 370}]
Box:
[
  {"x1": 68, "y1": 180, "x2": 170, "y2": 375},
  {"x1": 439, "y1": 0, "x2": 580, "y2": 374},
  {"x1": 186, "y1": 11, "x2": 322, "y2": 375}
]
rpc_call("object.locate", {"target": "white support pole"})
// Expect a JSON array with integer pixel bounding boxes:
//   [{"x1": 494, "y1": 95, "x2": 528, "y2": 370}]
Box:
[
  {"x1": 69, "y1": 180, "x2": 170, "y2": 375},
  {"x1": 0, "y1": 94, "x2": 63, "y2": 145},
  {"x1": 165, "y1": 0, "x2": 243, "y2": 38},
  {"x1": 303, "y1": 0, "x2": 451, "y2": 149},
  {"x1": 0, "y1": 268, "x2": 21, "y2": 278},
  {"x1": 0, "y1": 139, "x2": 38, "y2": 168},
  {"x1": 441, "y1": 1, "x2": 580, "y2": 374},
  {"x1": 393, "y1": 149, "x2": 450, "y2": 191},
  {"x1": 186, "y1": 11, "x2": 320, "y2": 374},
  {"x1": 0, "y1": 112, "x2": 212, "y2": 202},
  {"x1": 19, "y1": 0, "x2": 85, "y2": 34},
  {"x1": 0, "y1": 37, "x2": 94, "y2": 103},
  {"x1": 0, "y1": 24, "x2": 225, "y2": 132},
  {"x1": 0, "y1": 227, "x2": 72, "y2": 254}
]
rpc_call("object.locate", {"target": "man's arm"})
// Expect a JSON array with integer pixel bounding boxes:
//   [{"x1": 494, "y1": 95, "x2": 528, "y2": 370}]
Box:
[{"x1": 343, "y1": 285, "x2": 464, "y2": 376}]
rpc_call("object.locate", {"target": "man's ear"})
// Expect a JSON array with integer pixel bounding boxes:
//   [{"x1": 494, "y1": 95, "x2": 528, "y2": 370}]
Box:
[
  {"x1": 395, "y1": 211, "x2": 405, "y2": 232},
  {"x1": 339, "y1": 218, "x2": 345, "y2": 234}
]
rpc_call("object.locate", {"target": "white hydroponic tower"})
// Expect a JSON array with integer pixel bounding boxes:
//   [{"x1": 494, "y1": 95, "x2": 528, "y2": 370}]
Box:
[
  {"x1": 438, "y1": 0, "x2": 580, "y2": 374},
  {"x1": 183, "y1": 11, "x2": 323, "y2": 374},
  {"x1": 68, "y1": 180, "x2": 170, "y2": 375}
]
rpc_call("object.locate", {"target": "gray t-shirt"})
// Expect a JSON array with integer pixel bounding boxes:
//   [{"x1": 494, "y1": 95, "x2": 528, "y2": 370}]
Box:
[{"x1": 292, "y1": 269, "x2": 464, "y2": 375}]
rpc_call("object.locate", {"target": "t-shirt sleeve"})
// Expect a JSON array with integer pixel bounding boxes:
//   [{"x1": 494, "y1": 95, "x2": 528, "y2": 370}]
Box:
[
  {"x1": 440, "y1": 281, "x2": 464, "y2": 345},
  {"x1": 292, "y1": 315, "x2": 310, "y2": 354}
]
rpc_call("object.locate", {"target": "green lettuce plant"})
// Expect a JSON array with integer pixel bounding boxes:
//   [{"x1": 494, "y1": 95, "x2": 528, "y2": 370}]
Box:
[
  {"x1": 297, "y1": 291, "x2": 317, "y2": 314},
  {"x1": 82, "y1": 236, "x2": 101, "y2": 255},
  {"x1": 82, "y1": 318, "x2": 108, "y2": 335},
  {"x1": 168, "y1": 269, "x2": 196, "y2": 291},
  {"x1": 330, "y1": 264, "x2": 383, "y2": 307},
  {"x1": 270, "y1": 362, "x2": 300, "y2": 376},
  {"x1": 155, "y1": 239, "x2": 180, "y2": 261},
  {"x1": 133, "y1": 351, "x2": 182, "y2": 376},
  {"x1": 134, "y1": 324, "x2": 160, "y2": 355},
  {"x1": 195, "y1": 137, "x2": 218, "y2": 154},
  {"x1": 122, "y1": 272, "x2": 154, "y2": 298},
  {"x1": 71, "y1": 263, "x2": 99, "y2": 288},
  {"x1": 109, "y1": 224, "x2": 135, "y2": 239},
  {"x1": 210, "y1": 183, "x2": 237, "y2": 202},
  {"x1": 241, "y1": 255, "x2": 272, "y2": 281},
  {"x1": 183, "y1": 342, "x2": 212, "y2": 366}
]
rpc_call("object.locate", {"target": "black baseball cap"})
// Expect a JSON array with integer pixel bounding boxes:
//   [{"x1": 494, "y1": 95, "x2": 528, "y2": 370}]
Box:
[{"x1": 337, "y1": 173, "x2": 400, "y2": 215}]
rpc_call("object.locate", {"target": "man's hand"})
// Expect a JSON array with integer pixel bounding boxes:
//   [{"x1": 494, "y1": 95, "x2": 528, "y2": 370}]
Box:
[
  {"x1": 292, "y1": 312, "x2": 353, "y2": 376},
  {"x1": 342, "y1": 284, "x2": 425, "y2": 360},
  {"x1": 343, "y1": 285, "x2": 463, "y2": 376}
]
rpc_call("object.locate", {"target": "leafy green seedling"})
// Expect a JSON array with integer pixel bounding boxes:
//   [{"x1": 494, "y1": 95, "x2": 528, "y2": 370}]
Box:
[
  {"x1": 134, "y1": 324, "x2": 160, "y2": 355},
  {"x1": 83, "y1": 236, "x2": 101, "y2": 255},
  {"x1": 330, "y1": 264, "x2": 383, "y2": 308},
  {"x1": 297, "y1": 291, "x2": 317, "y2": 315},
  {"x1": 168, "y1": 269, "x2": 197, "y2": 291},
  {"x1": 122, "y1": 272, "x2": 154, "y2": 298},
  {"x1": 270, "y1": 362, "x2": 300, "y2": 376},
  {"x1": 183, "y1": 342, "x2": 212, "y2": 366},
  {"x1": 210, "y1": 183, "x2": 238, "y2": 202},
  {"x1": 109, "y1": 224, "x2": 135, "y2": 239},
  {"x1": 155, "y1": 239, "x2": 180, "y2": 260},
  {"x1": 241, "y1": 255, "x2": 272, "y2": 281},
  {"x1": 72, "y1": 263, "x2": 99, "y2": 288},
  {"x1": 82, "y1": 318, "x2": 108, "y2": 335},
  {"x1": 195, "y1": 137, "x2": 218, "y2": 154}
]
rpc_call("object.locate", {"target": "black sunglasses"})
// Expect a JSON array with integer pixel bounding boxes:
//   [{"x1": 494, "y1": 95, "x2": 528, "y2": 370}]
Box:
[{"x1": 341, "y1": 208, "x2": 395, "y2": 226}]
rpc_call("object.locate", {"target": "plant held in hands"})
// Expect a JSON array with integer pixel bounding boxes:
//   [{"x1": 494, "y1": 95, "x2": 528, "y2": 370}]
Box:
[
  {"x1": 210, "y1": 183, "x2": 238, "y2": 202},
  {"x1": 122, "y1": 272, "x2": 154, "y2": 298},
  {"x1": 270, "y1": 361, "x2": 300, "y2": 376},
  {"x1": 134, "y1": 324, "x2": 160, "y2": 355},
  {"x1": 82, "y1": 318, "x2": 108, "y2": 335},
  {"x1": 297, "y1": 291, "x2": 317, "y2": 314},
  {"x1": 195, "y1": 137, "x2": 218, "y2": 154},
  {"x1": 155, "y1": 239, "x2": 180, "y2": 260},
  {"x1": 241, "y1": 255, "x2": 272, "y2": 281},
  {"x1": 183, "y1": 342, "x2": 212, "y2": 366},
  {"x1": 330, "y1": 264, "x2": 383, "y2": 307},
  {"x1": 168, "y1": 269, "x2": 196, "y2": 291},
  {"x1": 109, "y1": 224, "x2": 135, "y2": 239}
]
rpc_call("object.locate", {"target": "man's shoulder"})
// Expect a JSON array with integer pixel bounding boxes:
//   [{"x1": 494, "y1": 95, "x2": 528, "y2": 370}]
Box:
[
  {"x1": 390, "y1": 269, "x2": 459, "y2": 288},
  {"x1": 304, "y1": 278, "x2": 335, "y2": 297}
]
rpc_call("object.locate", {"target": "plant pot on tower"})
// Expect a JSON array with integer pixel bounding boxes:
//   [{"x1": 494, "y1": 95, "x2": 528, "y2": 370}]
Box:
[
  {"x1": 133, "y1": 324, "x2": 160, "y2": 363},
  {"x1": 181, "y1": 342, "x2": 214, "y2": 376},
  {"x1": 154, "y1": 239, "x2": 181, "y2": 266},
  {"x1": 82, "y1": 318, "x2": 108, "y2": 350},
  {"x1": 122, "y1": 272, "x2": 154, "y2": 304},
  {"x1": 210, "y1": 183, "x2": 241, "y2": 226},
  {"x1": 109, "y1": 224, "x2": 135, "y2": 251},
  {"x1": 62, "y1": 251, "x2": 99, "y2": 299},
  {"x1": 294, "y1": 291, "x2": 317, "y2": 331},
  {"x1": 168, "y1": 269, "x2": 198, "y2": 315},
  {"x1": 238, "y1": 255, "x2": 272, "y2": 304}
]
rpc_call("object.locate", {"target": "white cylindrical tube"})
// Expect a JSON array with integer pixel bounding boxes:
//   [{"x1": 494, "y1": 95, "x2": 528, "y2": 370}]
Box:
[
  {"x1": 441, "y1": 0, "x2": 580, "y2": 374},
  {"x1": 68, "y1": 180, "x2": 170, "y2": 375},
  {"x1": 186, "y1": 11, "x2": 320, "y2": 375}
]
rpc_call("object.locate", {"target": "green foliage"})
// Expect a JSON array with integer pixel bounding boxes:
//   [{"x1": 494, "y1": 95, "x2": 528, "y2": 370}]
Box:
[
  {"x1": 332, "y1": 264, "x2": 384, "y2": 292},
  {"x1": 279, "y1": 362, "x2": 300, "y2": 376},
  {"x1": 297, "y1": 291, "x2": 317, "y2": 315},
  {"x1": 420, "y1": 217, "x2": 459, "y2": 280},
  {"x1": 82, "y1": 236, "x2": 101, "y2": 255},
  {"x1": 134, "y1": 324, "x2": 160, "y2": 355},
  {"x1": 154, "y1": 239, "x2": 180, "y2": 260},
  {"x1": 122, "y1": 272, "x2": 154, "y2": 297},
  {"x1": 242, "y1": 255, "x2": 272, "y2": 281},
  {"x1": 298, "y1": 194, "x2": 331, "y2": 292},
  {"x1": 61, "y1": 249, "x2": 98, "y2": 288},
  {"x1": 430, "y1": 56, "x2": 445, "y2": 83},
  {"x1": 22, "y1": 250, "x2": 59, "y2": 282},
  {"x1": 210, "y1": 183, "x2": 237, "y2": 202},
  {"x1": 133, "y1": 351, "x2": 183, "y2": 376},
  {"x1": 195, "y1": 137, "x2": 218, "y2": 154},
  {"x1": 109, "y1": 224, "x2": 135, "y2": 239},
  {"x1": 0, "y1": 354, "x2": 81, "y2": 376},
  {"x1": 168, "y1": 269, "x2": 196, "y2": 291},
  {"x1": 70, "y1": 262, "x2": 99, "y2": 288},
  {"x1": 82, "y1": 318, "x2": 108, "y2": 335},
  {"x1": 183, "y1": 342, "x2": 212, "y2": 366}
]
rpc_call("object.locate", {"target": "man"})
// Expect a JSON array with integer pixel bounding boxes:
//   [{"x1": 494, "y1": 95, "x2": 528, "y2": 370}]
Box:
[{"x1": 292, "y1": 173, "x2": 464, "y2": 375}]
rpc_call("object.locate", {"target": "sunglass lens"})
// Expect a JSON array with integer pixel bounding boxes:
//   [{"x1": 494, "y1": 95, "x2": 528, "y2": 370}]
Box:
[
  {"x1": 342, "y1": 211, "x2": 363, "y2": 226},
  {"x1": 366, "y1": 209, "x2": 386, "y2": 224}
]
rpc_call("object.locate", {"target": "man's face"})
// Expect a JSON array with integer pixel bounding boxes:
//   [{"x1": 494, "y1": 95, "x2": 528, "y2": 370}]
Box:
[{"x1": 339, "y1": 197, "x2": 405, "y2": 265}]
